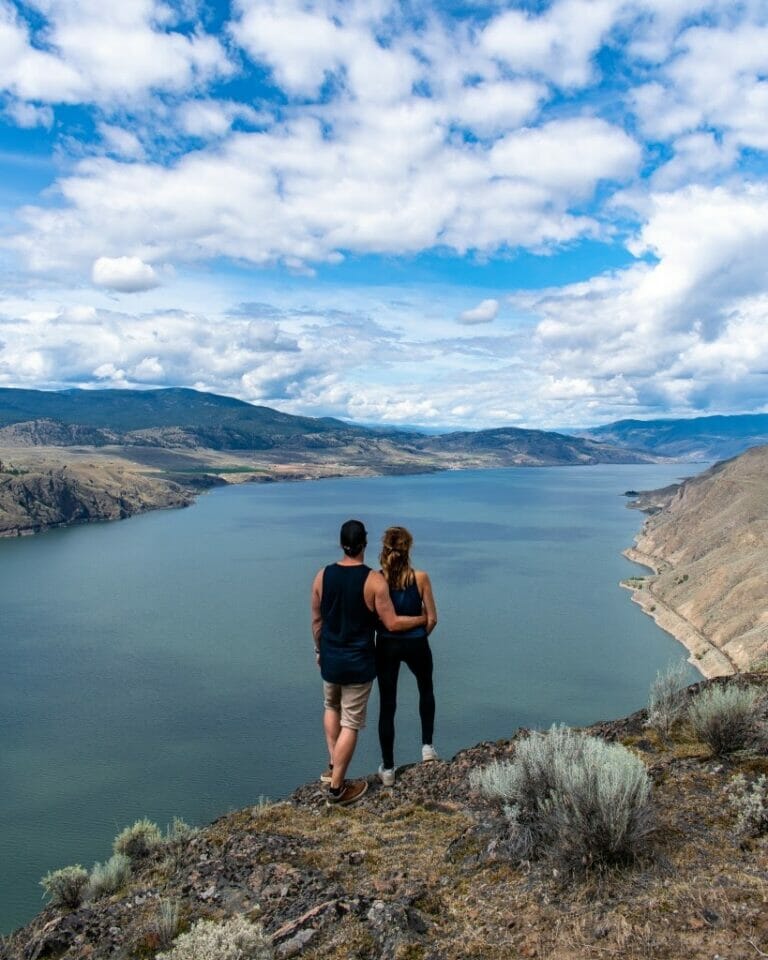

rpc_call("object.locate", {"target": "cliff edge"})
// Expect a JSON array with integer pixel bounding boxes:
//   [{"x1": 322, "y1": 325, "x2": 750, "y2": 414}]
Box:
[{"x1": 3, "y1": 675, "x2": 768, "y2": 960}]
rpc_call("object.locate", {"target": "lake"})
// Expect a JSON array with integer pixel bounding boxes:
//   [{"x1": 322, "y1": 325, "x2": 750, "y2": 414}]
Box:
[{"x1": 0, "y1": 463, "x2": 700, "y2": 933}]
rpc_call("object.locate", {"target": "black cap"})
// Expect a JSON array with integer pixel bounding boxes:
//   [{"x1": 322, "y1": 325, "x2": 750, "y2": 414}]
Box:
[{"x1": 340, "y1": 519, "x2": 367, "y2": 556}]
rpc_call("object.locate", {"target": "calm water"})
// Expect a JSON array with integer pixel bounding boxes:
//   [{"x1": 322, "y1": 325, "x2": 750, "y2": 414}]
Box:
[{"x1": 1, "y1": 463, "x2": 700, "y2": 933}]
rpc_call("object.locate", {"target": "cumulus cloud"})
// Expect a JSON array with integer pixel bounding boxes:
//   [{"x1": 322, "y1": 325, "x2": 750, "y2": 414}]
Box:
[
  {"x1": 0, "y1": 0, "x2": 230, "y2": 108},
  {"x1": 177, "y1": 99, "x2": 264, "y2": 139},
  {"x1": 3, "y1": 0, "x2": 768, "y2": 428},
  {"x1": 11, "y1": 108, "x2": 641, "y2": 275},
  {"x1": 458, "y1": 299, "x2": 499, "y2": 325},
  {"x1": 91, "y1": 256, "x2": 161, "y2": 292},
  {"x1": 3, "y1": 99, "x2": 54, "y2": 129},
  {"x1": 98, "y1": 124, "x2": 145, "y2": 159},
  {"x1": 513, "y1": 182, "x2": 768, "y2": 419}
]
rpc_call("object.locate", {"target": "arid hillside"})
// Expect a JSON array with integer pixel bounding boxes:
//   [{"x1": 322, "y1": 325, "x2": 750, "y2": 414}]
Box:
[{"x1": 625, "y1": 445, "x2": 768, "y2": 673}]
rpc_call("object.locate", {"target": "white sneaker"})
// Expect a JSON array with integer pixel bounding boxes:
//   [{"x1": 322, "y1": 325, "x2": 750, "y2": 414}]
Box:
[
  {"x1": 421, "y1": 744, "x2": 439, "y2": 762},
  {"x1": 378, "y1": 764, "x2": 396, "y2": 787}
]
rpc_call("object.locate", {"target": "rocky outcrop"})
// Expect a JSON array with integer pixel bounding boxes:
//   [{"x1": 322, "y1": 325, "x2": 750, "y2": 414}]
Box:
[
  {"x1": 0, "y1": 464, "x2": 193, "y2": 537},
  {"x1": 624, "y1": 445, "x2": 768, "y2": 673},
  {"x1": 3, "y1": 675, "x2": 768, "y2": 960}
]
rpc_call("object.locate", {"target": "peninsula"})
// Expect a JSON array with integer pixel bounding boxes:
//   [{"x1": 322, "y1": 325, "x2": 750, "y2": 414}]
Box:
[{"x1": 623, "y1": 444, "x2": 768, "y2": 676}]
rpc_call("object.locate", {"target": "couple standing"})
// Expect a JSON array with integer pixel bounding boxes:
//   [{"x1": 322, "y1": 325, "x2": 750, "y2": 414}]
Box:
[{"x1": 310, "y1": 519, "x2": 438, "y2": 806}]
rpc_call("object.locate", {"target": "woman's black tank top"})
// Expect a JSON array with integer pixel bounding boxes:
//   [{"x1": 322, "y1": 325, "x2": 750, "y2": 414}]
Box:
[
  {"x1": 377, "y1": 578, "x2": 427, "y2": 641},
  {"x1": 319, "y1": 563, "x2": 376, "y2": 684}
]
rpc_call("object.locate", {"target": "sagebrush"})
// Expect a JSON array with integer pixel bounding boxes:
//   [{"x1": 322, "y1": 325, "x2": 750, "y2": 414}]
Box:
[
  {"x1": 88, "y1": 853, "x2": 131, "y2": 899},
  {"x1": 470, "y1": 725, "x2": 653, "y2": 868},
  {"x1": 156, "y1": 916, "x2": 272, "y2": 960},
  {"x1": 726, "y1": 774, "x2": 768, "y2": 838},
  {"x1": 154, "y1": 899, "x2": 182, "y2": 949},
  {"x1": 687, "y1": 684, "x2": 764, "y2": 755},
  {"x1": 40, "y1": 865, "x2": 89, "y2": 909},
  {"x1": 113, "y1": 818, "x2": 163, "y2": 861},
  {"x1": 646, "y1": 660, "x2": 690, "y2": 737}
]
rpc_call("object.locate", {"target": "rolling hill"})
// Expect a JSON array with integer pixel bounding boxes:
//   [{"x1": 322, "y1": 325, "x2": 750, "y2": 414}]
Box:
[{"x1": 576, "y1": 413, "x2": 768, "y2": 460}]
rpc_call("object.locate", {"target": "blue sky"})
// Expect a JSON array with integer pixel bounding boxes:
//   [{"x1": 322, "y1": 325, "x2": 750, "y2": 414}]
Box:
[{"x1": 1, "y1": 0, "x2": 768, "y2": 429}]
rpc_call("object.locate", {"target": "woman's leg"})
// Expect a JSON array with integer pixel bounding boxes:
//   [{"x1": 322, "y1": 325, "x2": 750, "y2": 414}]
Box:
[
  {"x1": 376, "y1": 641, "x2": 402, "y2": 770},
  {"x1": 403, "y1": 640, "x2": 435, "y2": 746}
]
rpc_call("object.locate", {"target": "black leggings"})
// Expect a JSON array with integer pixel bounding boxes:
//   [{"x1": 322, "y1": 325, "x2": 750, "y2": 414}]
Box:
[{"x1": 376, "y1": 636, "x2": 435, "y2": 769}]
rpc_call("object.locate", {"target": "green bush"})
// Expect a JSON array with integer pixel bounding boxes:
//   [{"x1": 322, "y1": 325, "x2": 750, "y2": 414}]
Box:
[
  {"x1": 470, "y1": 725, "x2": 653, "y2": 869},
  {"x1": 87, "y1": 853, "x2": 131, "y2": 899},
  {"x1": 40, "y1": 865, "x2": 89, "y2": 909},
  {"x1": 687, "y1": 684, "x2": 764, "y2": 755},
  {"x1": 726, "y1": 774, "x2": 768, "y2": 838},
  {"x1": 156, "y1": 916, "x2": 272, "y2": 960},
  {"x1": 646, "y1": 660, "x2": 690, "y2": 738},
  {"x1": 113, "y1": 818, "x2": 163, "y2": 861}
]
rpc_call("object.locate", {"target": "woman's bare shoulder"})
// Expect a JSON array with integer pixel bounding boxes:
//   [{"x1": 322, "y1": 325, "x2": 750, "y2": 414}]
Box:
[{"x1": 414, "y1": 569, "x2": 431, "y2": 584}]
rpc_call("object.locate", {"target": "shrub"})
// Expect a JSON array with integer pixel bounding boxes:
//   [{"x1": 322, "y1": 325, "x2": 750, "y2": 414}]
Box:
[
  {"x1": 165, "y1": 817, "x2": 197, "y2": 845},
  {"x1": 646, "y1": 660, "x2": 690, "y2": 738},
  {"x1": 687, "y1": 684, "x2": 764, "y2": 755},
  {"x1": 726, "y1": 774, "x2": 768, "y2": 838},
  {"x1": 154, "y1": 899, "x2": 182, "y2": 950},
  {"x1": 40, "y1": 865, "x2": 89, "y2": 909},
  {"x1": 113, "y1": 818, "x2": 163, "y2": 861},
  {"x1": 87, "y1": 853, "x2": 131, "y2": 899},
  {"x1": 469, "y1": 725, "x2": 653, "y2": 869},
  {"x1": 156, "y1": 916, "x2": 273, "y2": 960}
]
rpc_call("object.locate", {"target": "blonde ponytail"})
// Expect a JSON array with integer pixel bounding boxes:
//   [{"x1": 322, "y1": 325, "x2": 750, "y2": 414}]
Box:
[{"x1": 380, "y1": 526, "x2": 415, "y2": 591}]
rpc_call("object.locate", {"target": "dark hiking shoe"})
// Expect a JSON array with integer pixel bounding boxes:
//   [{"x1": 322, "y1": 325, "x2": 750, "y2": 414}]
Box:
[{"x1": 326, "y1": 779, "x2": 368, "y2": 807}]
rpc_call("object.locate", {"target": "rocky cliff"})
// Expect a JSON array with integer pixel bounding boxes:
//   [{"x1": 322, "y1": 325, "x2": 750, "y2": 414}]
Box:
[
  {"x1": 0, "y1": 461, "x2": 194, "y2": 537},
  {"x1": 625, "y1": 445, "x2": 768, "y2": 674},
  {"x1": 3, "y1": 675, "x2": 767, "y2": 960}
]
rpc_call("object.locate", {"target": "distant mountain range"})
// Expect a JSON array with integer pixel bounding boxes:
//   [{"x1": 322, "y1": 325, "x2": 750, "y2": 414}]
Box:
[
  {"x1": 0, "y1": 387, "x2": 655, "y2": 466},
  {"x1": 573, "y1": 413, "x2": 768, "y2": 460}
]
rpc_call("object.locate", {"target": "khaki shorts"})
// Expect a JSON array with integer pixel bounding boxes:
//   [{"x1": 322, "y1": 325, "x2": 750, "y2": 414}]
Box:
[{"x1": 323, "y1": 681, "x2": 373, "y2": 731}]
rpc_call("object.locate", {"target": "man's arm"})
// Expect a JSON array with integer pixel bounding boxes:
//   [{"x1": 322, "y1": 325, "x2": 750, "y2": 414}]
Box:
[
  {"x1": 368, "y1": 571, "x2": 426, "y2": 632},
  {"x1": 310, "y1": 570, "x2": 323, "y2": 660},
  {"x1": 415, "y1": 570, "x2": 438, "y2": 635}
]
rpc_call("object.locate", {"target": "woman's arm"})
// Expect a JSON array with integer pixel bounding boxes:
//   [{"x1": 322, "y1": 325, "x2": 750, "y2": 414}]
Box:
[{"x1": 415, "y1": 570, "x2": 438, "y2": 635}]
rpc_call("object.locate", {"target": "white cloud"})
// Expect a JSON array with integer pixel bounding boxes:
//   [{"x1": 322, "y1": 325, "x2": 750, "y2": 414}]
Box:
[
  {"x1": 91, "y1": 256, "x2": 161, "y2": 292},
  {"x1": 3, "y1": 98, "x2": 54, "y2": 129},
  {"x1": 481, "y1": 0, "x2": 622, "y2": 89},
  {"x1": 11, "y1": 107, "x2": 641, "y2": 275},
  {"x1": 98, "y1": 123, "x2": 145, "y2": 159},
  {"x1": 450, "y1": 81, "x2": 546, "y2": 138},
  {"x1": 457, "y1": 299, "x2": 499, "y2": 325},
  {"x1": 513, "y1": 182, "x2": 768, "y2": 418},
  {"x1": 0, "y1": 0, "x2": 230, "y2": 108},
  {"x1": 177, "y1": 99, "x2": 264, "y2": 139}
]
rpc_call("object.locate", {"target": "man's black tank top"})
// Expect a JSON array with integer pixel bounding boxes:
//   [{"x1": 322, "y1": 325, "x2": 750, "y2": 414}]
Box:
[
  {"x1": 320, "y1": 563, "x2": 376, "y2": 684},
  {"x1": 377, "y1": 578, "x2": 427, "y2": 641}
]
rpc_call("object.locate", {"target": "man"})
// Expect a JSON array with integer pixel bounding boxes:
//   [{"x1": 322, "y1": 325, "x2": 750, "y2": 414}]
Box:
[{"x1": 311, "y1": 519, "x2": 427, "y2": 806}]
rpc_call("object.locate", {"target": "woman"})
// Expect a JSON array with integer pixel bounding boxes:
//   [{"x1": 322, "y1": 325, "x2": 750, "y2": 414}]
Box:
[{"x1": 375, "y1": 526, "x2": 438, "y2": 786}]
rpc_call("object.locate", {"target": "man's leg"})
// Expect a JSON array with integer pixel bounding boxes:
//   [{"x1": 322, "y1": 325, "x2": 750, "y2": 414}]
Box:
[
  {"x1": 329, "y1": 682, "x2": 372, "y2": 791},
  {"x1": 330, "y1": 726, "x2": 358, "y2": 789},
  {"x1": 322, "y1": 683, "x2": 342, "y2": 779},
  {"x1": 324, "y1": 706, "x2": 341, "y2": 765}
]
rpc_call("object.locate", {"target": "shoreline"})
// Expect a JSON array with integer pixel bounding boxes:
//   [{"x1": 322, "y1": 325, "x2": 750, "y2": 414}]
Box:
[{"x1": 622, "y1": 546, "x2": 736, "y2": 679}]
